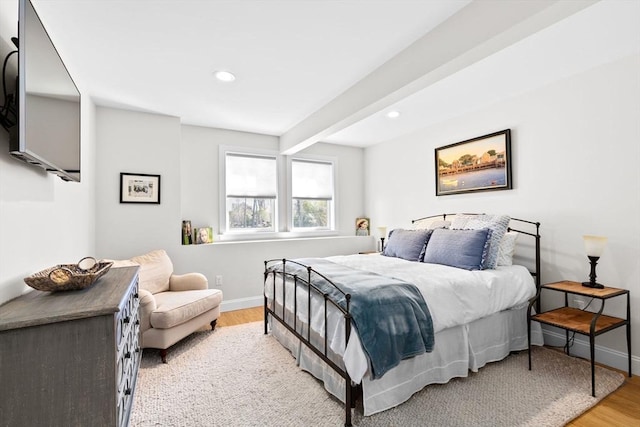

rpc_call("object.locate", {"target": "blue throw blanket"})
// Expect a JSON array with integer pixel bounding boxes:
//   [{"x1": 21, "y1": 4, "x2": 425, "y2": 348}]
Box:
[{"x1": 268, "y1": 258, "x2": 434, "y2": 379}]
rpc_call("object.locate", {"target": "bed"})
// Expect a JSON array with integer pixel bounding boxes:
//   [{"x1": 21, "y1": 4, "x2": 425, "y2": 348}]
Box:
[{"x1": 263, "y1": 214, "x2": 544, "y2": 426}]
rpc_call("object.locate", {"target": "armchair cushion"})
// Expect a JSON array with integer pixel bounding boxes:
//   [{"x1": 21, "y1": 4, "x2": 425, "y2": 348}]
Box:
[
  {"x1": 169, "y1": 272, "x2": 208, "y2": 292},
  {"x1": 130, "y1": 250, "x2": 173, "y2": 294},
  {"x1": 151, "y1": 289, "x2": 223, "y2": 329},
  {"x1": 137, "y1": 289, "x2": 156, "y2": 332}
]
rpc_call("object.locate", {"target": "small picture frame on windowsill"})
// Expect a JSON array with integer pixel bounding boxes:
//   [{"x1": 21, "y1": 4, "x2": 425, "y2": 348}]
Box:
[
  {"x1": 194, "y1": 227, "x2": 214, "y2": 244},
  {"x1": 356, "y1": 218, "x2": 370, "y2": 236}
]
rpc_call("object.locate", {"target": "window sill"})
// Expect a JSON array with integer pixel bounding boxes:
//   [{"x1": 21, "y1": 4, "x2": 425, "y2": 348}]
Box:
[{"x1": 215, "y1": 230, "x2": 341, "y2": 243}]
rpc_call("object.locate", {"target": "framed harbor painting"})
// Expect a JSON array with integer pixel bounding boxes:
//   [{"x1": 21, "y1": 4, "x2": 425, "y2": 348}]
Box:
[{"x1": 435, "y1": 129, "x2": 512, "y2": 196}]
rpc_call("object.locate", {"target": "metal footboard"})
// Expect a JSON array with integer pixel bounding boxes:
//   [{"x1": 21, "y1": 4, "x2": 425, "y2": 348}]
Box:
[{"x1": 263, "y1": 258, "x2": 356, "y2": 427}]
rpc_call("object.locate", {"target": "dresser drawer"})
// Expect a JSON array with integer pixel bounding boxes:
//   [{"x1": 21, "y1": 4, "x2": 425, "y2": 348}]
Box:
[
  {"x1": 116, "y1": 277, "x2": 140, "y2": 427},
  {"x1": 117, "y1": 280, "x2": 139, "y2": 349}
]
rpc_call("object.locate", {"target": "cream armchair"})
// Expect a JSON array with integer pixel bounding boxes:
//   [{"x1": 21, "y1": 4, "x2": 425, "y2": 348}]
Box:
[{"x1": 114, "y1": 250, "x2": 223, "y2": 363}]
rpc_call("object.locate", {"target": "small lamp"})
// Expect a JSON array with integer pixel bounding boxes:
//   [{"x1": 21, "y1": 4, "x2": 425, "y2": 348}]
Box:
[
  {"x1": 582, "y1": 235, "x2": 607, "y2": 289},
  {"x1": 377, "y1": 226, "x2": 387, "y2": 252}
]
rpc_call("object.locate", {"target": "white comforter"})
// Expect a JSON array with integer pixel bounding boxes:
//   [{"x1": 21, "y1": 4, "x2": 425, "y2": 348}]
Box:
[
  {"x1": 266, "y1": 253, "x2": 537, "y2": 383},
  {"x1": 327, "y1": 254, "x2": 536, "y2": 333}
]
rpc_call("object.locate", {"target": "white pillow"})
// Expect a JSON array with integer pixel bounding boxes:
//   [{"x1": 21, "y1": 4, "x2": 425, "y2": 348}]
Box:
[
  {"x1": 412, "y1": 218, "x2": 430, "y2": 230},
  {"x1": 497, "y1": 231, "x2": 519, "y2": 266},
  {"x1": 450, "y1": 214, "x2": 477, "y2": 229},
  {"x1": 413, "y1": 218, "x2": 451, "y2": 230},
  {"x1": 428, "y1": 220, "x2": 451, "y2": 230}
]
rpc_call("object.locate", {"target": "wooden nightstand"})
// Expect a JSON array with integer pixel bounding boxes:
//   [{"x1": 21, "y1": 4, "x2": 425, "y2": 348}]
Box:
[{"x1": 528, "y1": 280, "x2": 631, "y2": 397}]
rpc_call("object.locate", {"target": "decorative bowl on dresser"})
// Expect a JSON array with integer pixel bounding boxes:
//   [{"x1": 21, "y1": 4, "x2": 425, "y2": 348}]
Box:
[
  {"x1": 0, "y1": 266, "x2": 141, "y2": 427},
  {"x1": 22, "y1": 259, "x2": 114, "y2": 292}
]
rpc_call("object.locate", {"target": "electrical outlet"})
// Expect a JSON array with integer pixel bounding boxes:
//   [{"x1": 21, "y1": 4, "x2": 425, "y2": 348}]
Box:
[{"x1": 215, "y1": 275, "x2": 223, "y2": 287}]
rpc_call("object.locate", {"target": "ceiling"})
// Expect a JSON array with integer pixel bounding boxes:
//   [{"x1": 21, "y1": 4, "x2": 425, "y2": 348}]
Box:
[{"x1": 2, "y1": 0, "x2": 639, "y2": 152}]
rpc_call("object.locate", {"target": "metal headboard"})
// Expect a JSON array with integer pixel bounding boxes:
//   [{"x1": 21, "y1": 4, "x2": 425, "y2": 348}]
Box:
[{"x1": 411, "y1": 213, "x2": 541, "y2": 312}]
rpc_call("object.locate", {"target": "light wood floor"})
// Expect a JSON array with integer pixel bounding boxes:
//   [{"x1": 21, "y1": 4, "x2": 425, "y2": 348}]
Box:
[
  {"x1": 217, "y1": 306, "x2": 263, "y2": 327},
  {"x1": 218, "y1": 307, "x2": 639, "y2": 425}
]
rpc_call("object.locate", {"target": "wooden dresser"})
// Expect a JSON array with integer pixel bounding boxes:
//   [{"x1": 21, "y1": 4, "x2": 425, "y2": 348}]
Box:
[{"x1": 0, "y1": 266, "x2": 141, "y2": 427}]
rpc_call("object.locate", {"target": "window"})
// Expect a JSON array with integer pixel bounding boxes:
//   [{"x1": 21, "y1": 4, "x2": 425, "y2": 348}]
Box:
[
  {"x1": 220, "y1": 147, "x2": 336, "y2": 237},
  {"x1": 224, "y1": 152, "x2": 277, "y2": 232},
  {"x1": 290, "y1": 158, "x2": 334, "y2": 230}
]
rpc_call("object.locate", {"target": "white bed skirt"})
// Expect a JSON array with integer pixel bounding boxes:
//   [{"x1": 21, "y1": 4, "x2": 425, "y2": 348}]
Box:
[{"x1": 270, "y1": 304, "x2": 544, "y2": 416}]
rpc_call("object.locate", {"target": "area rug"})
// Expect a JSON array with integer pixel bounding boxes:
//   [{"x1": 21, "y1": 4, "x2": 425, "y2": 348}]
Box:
[{"x1": 130, "y1": 322, "x2": 624, "y2": 427}]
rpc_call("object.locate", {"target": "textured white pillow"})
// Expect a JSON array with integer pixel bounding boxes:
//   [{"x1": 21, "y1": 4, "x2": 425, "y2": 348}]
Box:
[
  {"x1": 428, "y1": 220, "x2": 451, "y2": 230},
  {"x1": 450, "y1": 214, "x2": 477, "y2": 229},
  {"x1": 413, "y1": 218, "x2": 451, "y2": 230},
  {"x1": 497, "y1": 231, "x2": 519, "y2": 266},
  {"x1": 412, "y1": 218, "x2": 431, "y2": 230}
]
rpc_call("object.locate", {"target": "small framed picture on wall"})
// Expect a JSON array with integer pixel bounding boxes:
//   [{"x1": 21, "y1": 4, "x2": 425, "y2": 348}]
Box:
[{"x1": 120, "y1": 173, "x2": 161, "y2": 204}]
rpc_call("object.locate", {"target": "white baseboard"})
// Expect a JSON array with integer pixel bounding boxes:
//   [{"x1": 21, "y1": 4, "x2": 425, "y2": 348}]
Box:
[
  {"x1": 220, "y1": 296, "x2": 263, "y2": 312},
  {"x1": 542, "y1": 327, "x2": 638, "y2": 375}
]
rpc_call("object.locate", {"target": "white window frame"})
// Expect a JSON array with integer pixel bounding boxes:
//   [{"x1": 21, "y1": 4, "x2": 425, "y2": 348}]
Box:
[
  {"x1": 287, "y1": 154, "x2": 337, "y2": 234},
  {"x1": 219, "y1": 146, "x2": 282, "y2": 236}
]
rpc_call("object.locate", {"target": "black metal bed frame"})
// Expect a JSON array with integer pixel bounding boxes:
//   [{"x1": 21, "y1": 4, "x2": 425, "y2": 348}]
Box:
[{"x1": 263, "y1": 214, "x2": 541, "y2": 427}]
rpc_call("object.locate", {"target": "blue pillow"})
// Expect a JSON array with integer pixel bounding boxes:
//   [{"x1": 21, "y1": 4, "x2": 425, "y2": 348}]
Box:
[
  {"x1": 451, "y1": 214, "x2": 510, "y2": 269},
  {"x1": 422, "y1": 228, "x2": 492, "y2": 270},
  {"x1": 382, "y1": 229, "x2": 432, "y2": 262}
]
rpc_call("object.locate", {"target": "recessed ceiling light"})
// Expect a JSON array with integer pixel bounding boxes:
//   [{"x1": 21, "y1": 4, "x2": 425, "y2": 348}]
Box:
[
  {"x1": 214, "y1": 70, "x2": 236, "y2": 82},
  {"x1": 386, "y1": 110, "x2": 400, "y2": 119}
]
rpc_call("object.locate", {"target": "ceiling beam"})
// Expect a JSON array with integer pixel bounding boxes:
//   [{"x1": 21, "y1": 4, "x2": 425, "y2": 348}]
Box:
[{"x1": 279, "y1": 0, "x2": 597, "y2": 155}]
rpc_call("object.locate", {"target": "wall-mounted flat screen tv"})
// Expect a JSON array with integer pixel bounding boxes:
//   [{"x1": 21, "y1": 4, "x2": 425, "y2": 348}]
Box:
[{"x1": 9, "y1": 0, "x2": 81, "y2": 182}]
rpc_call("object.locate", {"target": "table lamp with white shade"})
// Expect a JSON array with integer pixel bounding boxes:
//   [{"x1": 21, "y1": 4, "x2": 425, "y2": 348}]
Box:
[
  {"x1": 581, "y1": 235, "x2": 607, "y2": 289},
  {"x1": 377, "y1": 226, "x2": 387, "y2": 252}
]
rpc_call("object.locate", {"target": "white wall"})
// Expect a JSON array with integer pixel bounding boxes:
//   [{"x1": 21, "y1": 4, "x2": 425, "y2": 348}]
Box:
[
  {"x1": 364, "y1": 54, "x2": 640, "y2": 372},
  {"x1": 0, "y1": 37, "x2": 96, "y2": 305},
  {"x1": 94, "y1": 111, "x2": 373, "y2": 310},
  {"x1": 179, "y1": 126, "x2": 372, "y2": 307},
  {"x1": 94, "y1": 108, "x2": 182, "y2": 256}
]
